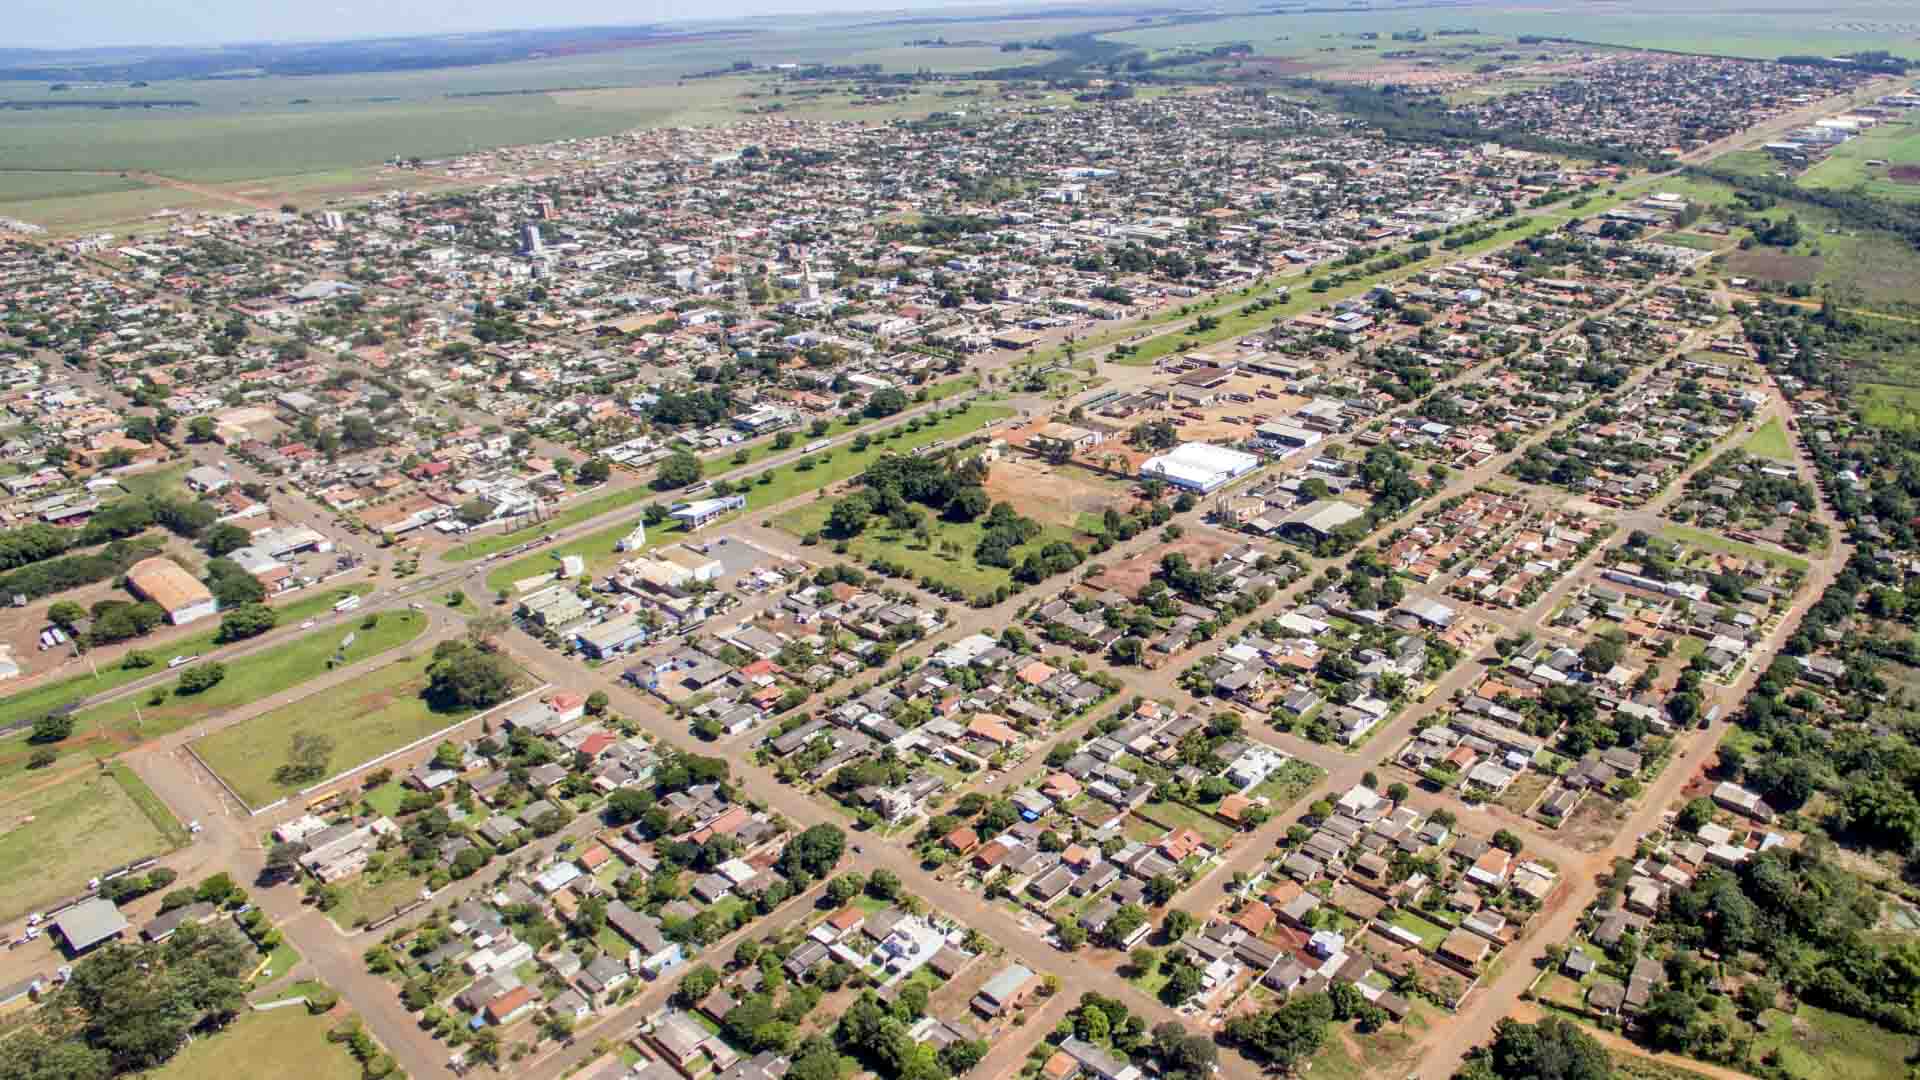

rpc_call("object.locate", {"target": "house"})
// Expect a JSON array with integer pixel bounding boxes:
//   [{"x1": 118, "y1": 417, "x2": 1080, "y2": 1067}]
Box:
[
  {"x1": 1711, "y1": 781, "x2": 1776, "y2": 823},
  {"x1": 971, "y1": 962, "x2": 1038, "y2": 1018},
  {"x1": 578, "y1": 953, "x2": 632, "y2": 1000},
  {"x1": 1438, "y1": 928, "x2": 1490, "y2": 972},
  {"x1": 484, "y1": 985, "x2": 540, "y2": 1026},
  {"x1": 605, "y1": 901, "x2": 683, "y2": 975},
  {"x1": 648, "y1": 1010, "x2": 714, "y2": 1071},
  {"x1": 1059, "y1": 1038, "x2": 1142, "y2": 1080}
]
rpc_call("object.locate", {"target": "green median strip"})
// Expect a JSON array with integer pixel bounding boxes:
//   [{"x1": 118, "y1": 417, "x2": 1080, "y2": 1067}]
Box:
[{"x1": 0, "y1": 583, "x2": 373, "y2": 740}]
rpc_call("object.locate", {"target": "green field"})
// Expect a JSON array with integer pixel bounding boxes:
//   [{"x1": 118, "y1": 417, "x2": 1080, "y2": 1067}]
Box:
[
  {"x1": 1861, "y1": 383, "x2": 1920, "y2": 432},
  {"x1": 191, "y1": 647, "x2": 522, "y2": 808},
  {"x1": 1738, "y1": 1005, "x2": 1915, "y2": 1080},
  {"x1": 1798, "y1": 119, "x2": 1920, "y2": 202},
  {"x1": 776, "y1": 496, "x2": 1082, "y2": 594},
  {"x1": 0, "y1": 769, "x2": 173, "y2": 920},
  {"x1": 1742, "y1": 418, "x2": 1795, "y2": 461},
  {"x1": 1659, "y1": 525, "x2": 1810, "y2": 574},
  {"x1": 486, "y1": 403, "x2": 1013, "y2": 593},
  {"x1": 74, "y1": 607, "x2": 428, "y2": 748},
  {"x1": 0, "y1": 584, "x2": 378, "y2": 777},
  {"x1": 147, "y1": 1000, "x2": 365, "y2": 1080},
  {"x1": 1661, "y1": 171, "x2": 1920, "y2": 313}
]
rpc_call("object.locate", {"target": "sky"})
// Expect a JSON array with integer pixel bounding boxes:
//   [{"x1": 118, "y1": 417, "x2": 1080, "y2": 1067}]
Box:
[{"x1": 15, "y1": 0, "x2": 1004, "y2": 51}]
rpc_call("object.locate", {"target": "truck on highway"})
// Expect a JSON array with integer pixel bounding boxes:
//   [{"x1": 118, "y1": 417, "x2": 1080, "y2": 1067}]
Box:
[
  {"x1": 802, "y1": 438, "x2": 832, "y2": 453},
  {"x1": 334, "y1": 594, "x2": 363, "y2": 613}
]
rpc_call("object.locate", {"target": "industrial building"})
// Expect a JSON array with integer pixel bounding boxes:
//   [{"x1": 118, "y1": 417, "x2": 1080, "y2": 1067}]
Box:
[{"x1": 1138, "y1": 443, "x2": 1262, "y2": 493}]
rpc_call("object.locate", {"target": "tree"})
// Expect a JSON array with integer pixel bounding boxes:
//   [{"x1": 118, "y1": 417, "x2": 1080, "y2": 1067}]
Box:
[
  {"x1": 425, "y1": 640, "x2": 515, "y2": 710},
  {"x1": 607, "y1": 788, "x2": 651, "y2": 825},
  {"x1": 576, "y1": 458, "x2": 612, "y2": 484},
  {"x1": 273, "y1": 731, "x2": 335, "y2": 785},
  {"x1": 778, "y1": 824, "x2": 846, "y2": 879},
  {"x1": 1466, "y1": 1016, "x2": 1611, "y2": 1080},
  {"x1": 654, "y1": 451, "x2": 704, "y2": 491},
  {"x1": 215, "y1": 603, "x2": 277, "y2": 644},
  {"x1": 865, "y1": 868, "x2": 901, "y2": 900},
  {"x1": 827, "y1": 874, "x2": 864, "y2": 905},
  {"x1": 1145, "y1": 874, "x2": 1178, "y2": 905},
  {"x1": 30, "y1": 713, "x2": 73, "y2": 744},
  {"x1": 1161, "y1": 909, "x2": 1196, "y2": 941},
  {"x1": 176, "y1": 662, "x2": 226, "y2": 694},
  {"x1": 864, "y1": 388, "x2": 909, "y2": 418},
  {"x1": 187, "y1": 416, "x2": 218, "y2": 443},
  {"x1": 1676, "y1": 797, "x2": 1715, "y2": 834},
  {"x1": 27, "y1": 747, "x2": 57, "y2": 769},
  {"x1": 199, "y1": 523, "x2": 251, "y2": 557},
  {"x1": 586, "y1": 690, "x2": 610, "y2": 715},
  {"x1": 46, "y1": 600, "x2": 84, "y2": 630},
  {"x1": 262, "y1": 841, "x2": 305, "y2": 885},
  {"x1": 677, "y1": 964, "x2": 721, "y2": 1007}
]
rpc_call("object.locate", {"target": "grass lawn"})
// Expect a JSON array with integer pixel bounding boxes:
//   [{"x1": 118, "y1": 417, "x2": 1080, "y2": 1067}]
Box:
[
  {"x1": 1742, "y1": 418, "x2": 1795, "y2": 462},
  {"x1": 1251, "y1": 760, "x2": 1327, "y2": 809},
  {"x1": 442, "y1": 483, "x2": 654, "y2": 562},
  {"x1": 1135, "y1": 798, "x2": 1235, "y2": 847},
  {"x1": 327, "y1": 870, "x2": 430, "y2": 929},
  {"x1": 256, "y1": 939, "x2": 303, "y2": 984},
  {"x1": 1672, "y1": 636, "x2": 1707, "y2": 663},
  {"x1": 118, "y1": 462, "x2": 192, "y2": 500},
  {"x1": 486, "y1": 403, "x2": 1013, "y2": 593},
  {"x1": 1383, "y1": 909, "x2": 1449, "y2": 951},
  {"x1": 360, "y1": 780, "x2": 408, "y2": 817},
  {"x1": 78, "y1": 608, "x2": 428, "y2": 747},
  {"x1": 1496, "y1": 771, "x2": 1553, "y2": 815},
  {"x1": 0, "y1": 769, "x2": 172, "y2": 921},
  {"x1": 192, "y1": 646, "x2": 520, "y2": 808},
  {"x1": 1859, "y1": 383, "x2": 1920, "y2": 432},
  {"x1": 110, "y1": 762, "x2": 189, "y2": 847},
  {"x1": 1750, "y1": 1004, "x2": 1916, "y2": 1080},
  {"x1": 0, "y1": 584, "x2": 375, "y2": 752},
  {"x1": 1659, "y1": 525, "x2": 1809, "y2": 574},
  {"x1": 147, "y1": 1000, "x2": 364, "y2": 1080}
]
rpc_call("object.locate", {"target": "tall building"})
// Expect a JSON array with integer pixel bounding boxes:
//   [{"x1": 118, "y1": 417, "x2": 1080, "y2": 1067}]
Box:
[
  {"x1": 522, "y1": 222, "x2": 545, "y2": 256},
  {"x1": 321, "y1": 210, "x2": 345, "y2": 231}
]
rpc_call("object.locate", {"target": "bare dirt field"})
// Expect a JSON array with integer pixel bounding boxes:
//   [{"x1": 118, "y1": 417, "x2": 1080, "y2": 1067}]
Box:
[
  {"x1": 982, "y1": 457, "x2": 1136, "y2": 530},
  {"x1": 1560, "y1": 791, "x2": 1631, "y2": 853},
  {"x1": 1725, "y1": 251, "x2": 1824, "y2": 283},
  {"x1": 1086, "y1": 532, "x2": 1242, "y2": 596}
]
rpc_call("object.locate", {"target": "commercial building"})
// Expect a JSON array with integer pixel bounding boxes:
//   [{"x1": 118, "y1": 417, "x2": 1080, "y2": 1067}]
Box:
[
  {"x1": 1138, "y1": 443, "x2": 1261, "y2": 493},
  {"x1": 125, "y1": 556, "x2": 217, "y2": 625},
  {"x1": 52, "y1": 898, "x2": 128, "y2": 955},
  {"x1": 670, "y1": 494, "x2": 747, "y2": 529}
]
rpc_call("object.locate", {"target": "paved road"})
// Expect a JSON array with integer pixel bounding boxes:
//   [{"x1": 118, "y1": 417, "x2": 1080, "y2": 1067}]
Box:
[{"x1": 29, "y1": 77, "x2": 1881, "y2": 1077}]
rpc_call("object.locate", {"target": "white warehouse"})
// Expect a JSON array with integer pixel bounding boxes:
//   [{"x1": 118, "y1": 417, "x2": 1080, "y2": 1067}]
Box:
[{"x1": 1139, "y1": 443, "x2": 1262, "y2": 493}]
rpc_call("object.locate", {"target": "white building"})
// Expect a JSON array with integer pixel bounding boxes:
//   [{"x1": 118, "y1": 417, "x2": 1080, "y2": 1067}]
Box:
[{"x1": 1140, "y1": 443, "x2": 1262, "y2": 493}]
